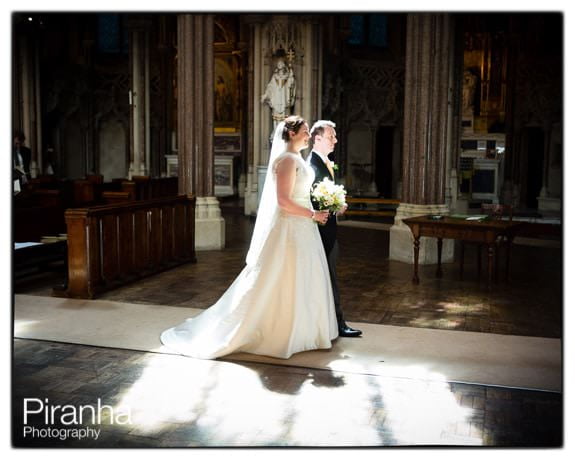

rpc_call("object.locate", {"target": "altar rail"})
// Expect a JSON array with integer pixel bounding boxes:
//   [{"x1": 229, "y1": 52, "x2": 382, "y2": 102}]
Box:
[{"x1": 64, "y1": 196, "x2": 196, "y2": 299}]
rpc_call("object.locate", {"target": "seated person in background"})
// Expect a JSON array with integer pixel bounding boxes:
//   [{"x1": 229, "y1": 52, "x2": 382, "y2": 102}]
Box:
[{"x1": 13, "y1": 131, "x2": 31, "y2": 192}]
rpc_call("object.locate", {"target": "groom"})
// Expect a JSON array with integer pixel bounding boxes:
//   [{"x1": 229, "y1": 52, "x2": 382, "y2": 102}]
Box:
[{"x1": 308, "y1": 120, "x2": 362, "y2": 338}]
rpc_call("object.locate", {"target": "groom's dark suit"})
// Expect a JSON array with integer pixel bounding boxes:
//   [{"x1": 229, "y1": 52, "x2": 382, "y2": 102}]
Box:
[{"x1": 309, "y1": 151, "x2": 344, "y2": 327}]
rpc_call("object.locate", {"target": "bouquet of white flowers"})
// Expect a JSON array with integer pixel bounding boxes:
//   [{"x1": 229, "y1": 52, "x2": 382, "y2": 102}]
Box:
[{"x1": 311, "y1": 177, "x2": 347, "y2": 216}]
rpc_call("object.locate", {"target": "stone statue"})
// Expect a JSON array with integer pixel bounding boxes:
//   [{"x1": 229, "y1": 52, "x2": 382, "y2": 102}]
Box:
[
  {"x1": 462, "y1": 69, "x2": 478, "y2": 116},
  {"x1": 261, "y1": 53, "x2": 296, "y2": 128}
]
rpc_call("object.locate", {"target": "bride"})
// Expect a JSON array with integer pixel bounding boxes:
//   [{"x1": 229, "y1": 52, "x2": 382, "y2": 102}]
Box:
[{"x1": 160, "y1": 116, "x2": 339, "y2": 359}]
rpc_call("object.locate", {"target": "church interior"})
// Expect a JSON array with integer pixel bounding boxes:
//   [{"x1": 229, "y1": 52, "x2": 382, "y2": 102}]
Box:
[{"x1": 12, "y1": 12, "x2": 563, "y2": 447}]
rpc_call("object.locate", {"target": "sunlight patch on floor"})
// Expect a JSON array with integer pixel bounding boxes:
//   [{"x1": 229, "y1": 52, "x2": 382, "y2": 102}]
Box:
[
  {"x1": 114, "y1": 354, "x2": 288, "y2": 441},
  {"x1": 14, "y1": 320, "x2": 39, "y2": 335}
]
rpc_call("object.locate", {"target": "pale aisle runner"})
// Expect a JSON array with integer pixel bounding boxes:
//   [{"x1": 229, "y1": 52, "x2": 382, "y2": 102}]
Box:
[{"x1": 14, "y1": 294, "x2": 561, "y2": 392}]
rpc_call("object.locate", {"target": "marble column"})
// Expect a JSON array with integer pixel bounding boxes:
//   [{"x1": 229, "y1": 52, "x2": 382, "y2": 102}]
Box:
[
  {"x1": 127, "y1": 18, "x2": 151, "y2": 178},
  {"x1": 537, "y1": 122, "x2": 561, "y2": 213},
  {"x1": 15, "y1": 30, "x2": 42, "y2": 178},
  {"x1": 390, "y1": 13, "x2": 456, "y2": 264},
  {"x1": 157, "y1": 16, "x2": 176, "y2": 178},
  {"x1": 300, "y1": 17, "x2": 322, "y2": 125},
  {"x1": 177, "y1": 14, "x2": 225, "y2": 250},
  {"x1": 244, "y1": 17, "x2": 265, "y2": 216}
]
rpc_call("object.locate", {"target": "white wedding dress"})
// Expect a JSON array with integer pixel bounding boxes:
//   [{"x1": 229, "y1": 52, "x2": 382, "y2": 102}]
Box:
[{"x1": 160, "y1": 152, "x2": 338, "y2": 359}]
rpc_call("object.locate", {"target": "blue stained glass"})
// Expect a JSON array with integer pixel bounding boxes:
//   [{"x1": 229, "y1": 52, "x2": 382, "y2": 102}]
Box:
[
  {"x1": 98, "y1": 14, "x2": 121, "y2": 53},
  {"x1": 97, "y1": 14, "x2": 120, "y2": 53},
  {"x1": 369, "y1": 14, "x2": 388, "y2": 47},
  {"x1": 348, "y1": 15, "x2": 365, "y2": 45},
  {"x1": 122, "y1": 27, "x2": 129, "y2": 53}
]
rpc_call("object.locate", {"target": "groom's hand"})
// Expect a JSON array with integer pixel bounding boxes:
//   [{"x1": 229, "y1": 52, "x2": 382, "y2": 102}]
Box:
[{"x1": 336, "y1": 203, "x2": 348, "y2": 217}]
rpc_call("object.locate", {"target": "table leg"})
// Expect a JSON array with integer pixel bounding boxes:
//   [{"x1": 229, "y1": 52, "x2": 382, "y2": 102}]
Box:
[
  {"x1": 487, "y1": 243, "x2": 495, "y2": 290},
  {"x1": 436, "y1": 238, "x2": 443, "y2": 278},
  {"x1": 505, "y1": 237, "x2": 513, "y2": 282},
  {"x1": 494, "y1": 242, "x2": 500, "y2": 284},
  {"x1": 413, "y1": 236, "x2": 420, "y2": 284},
  {"x1": 477, "y1": 244, "x2": 482, "y2": 279}
]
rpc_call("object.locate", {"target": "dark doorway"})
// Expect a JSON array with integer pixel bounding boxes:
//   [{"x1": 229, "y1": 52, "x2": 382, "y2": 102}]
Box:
[
  {"x1": 525, "y1": 128, "x2": 544, "y2": 209},
  {"x1": 375, "y1": 126, "x2": 394, "y2": 198}
]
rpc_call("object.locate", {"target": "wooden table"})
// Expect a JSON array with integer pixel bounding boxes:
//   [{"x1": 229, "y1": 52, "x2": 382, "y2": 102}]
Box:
[{"x1": 403, "y1": 215, "x2": 525, "y2": 289}]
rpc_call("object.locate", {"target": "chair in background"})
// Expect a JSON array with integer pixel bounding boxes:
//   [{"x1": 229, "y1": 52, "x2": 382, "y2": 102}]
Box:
[{"x1": 85, "y1": 174, "x2": 104, "y2": 184}]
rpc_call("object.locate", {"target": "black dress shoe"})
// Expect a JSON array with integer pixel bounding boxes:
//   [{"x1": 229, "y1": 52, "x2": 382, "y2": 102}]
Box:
[{"x1": 338, "y1": 324, "x2": 362, "y2": 337}]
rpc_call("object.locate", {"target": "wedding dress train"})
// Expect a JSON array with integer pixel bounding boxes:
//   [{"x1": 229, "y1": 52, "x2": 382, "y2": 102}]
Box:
[{"x1": 160, "y1": 152, "x2": 338, "y2": 359}]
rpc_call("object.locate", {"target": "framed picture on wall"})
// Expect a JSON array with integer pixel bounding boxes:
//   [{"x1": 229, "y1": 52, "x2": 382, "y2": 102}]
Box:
[
  {"x1": 214, "y1": 155, "x2": 234, "y2": 196},
  {"x1": 214, "y1": 133, "x2": 241, "y2": 153},
  {"x1": 215, "y1": 55, "x2": 241, "y2": 129}
]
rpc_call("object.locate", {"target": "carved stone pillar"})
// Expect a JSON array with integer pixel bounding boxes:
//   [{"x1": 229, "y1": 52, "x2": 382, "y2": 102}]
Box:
[
  {"x1": 177, "y1": 14, "x2": 225, "y2": 250},
  {"x1": 537, "y1": 123, "x2": 561, "y2": 212},
  {"x1": 244, "y1": 17, "x2": 265, "y2": 216},
  {"x1": 127, "y1": 18, "x2": 151, "y2": 178},
  {"x1": 390, "y1": 13, "x2": 456, "y2": 264},
  {"x1": 14, "y1": 27, "x2": 42, "y2": 178},
  {"x1": 157, "y1": 16, "x2": 176, "y2": 178}
]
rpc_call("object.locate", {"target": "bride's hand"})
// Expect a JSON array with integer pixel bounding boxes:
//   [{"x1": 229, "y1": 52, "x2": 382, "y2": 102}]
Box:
[{"x1": 312, "y1": 210, "x2": 330, "y2": 225}]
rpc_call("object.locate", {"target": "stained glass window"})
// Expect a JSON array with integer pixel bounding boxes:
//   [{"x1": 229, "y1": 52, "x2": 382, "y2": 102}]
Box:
[
  {"x1": 97, "y1": 14, "x2": 127, "y2": 54},
  {"x1": 348, "y1": 14, "x2": 388, "y2": 48},
  {"x1": 369, "y1": 14, "x2": 388, "y2": 47},
  {"x1": 348, "y1": 15, "x2": 365, "y2": 45}
]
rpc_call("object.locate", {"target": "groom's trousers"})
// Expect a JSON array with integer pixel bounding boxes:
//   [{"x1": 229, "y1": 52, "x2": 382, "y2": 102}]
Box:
[{"x1": 326, "y1": 241, "x2": 343, "y2": 326}]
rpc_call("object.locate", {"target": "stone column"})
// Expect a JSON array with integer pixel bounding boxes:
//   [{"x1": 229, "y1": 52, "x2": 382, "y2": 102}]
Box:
[
  {"x1": 127, "y1": 17, "x2": 151, "y2": 178},
  {"x1": 537, "y1": 122, "x2": 561, "y2": 213},
  {"x1": 300, "y1": 18, "x2": 322, "y2": 124},
  {"x1": 390, "y1": 13, "x2": 456, "y2": 264},
  {"x1": 177, "y1": 14, "x2": 225, "y2": 250},
  {"x1": 244, "y1": 17, "x2": 266, "y2": 216},
  {"x1": 157, "y1": 16, "x2": 176, "y2": 177},
  {"x1": 15, "y1": 28, "x2": 42, "y2": 178}
]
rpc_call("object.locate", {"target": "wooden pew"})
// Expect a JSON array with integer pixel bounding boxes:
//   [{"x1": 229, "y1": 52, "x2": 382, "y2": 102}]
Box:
[
  {"x1": 130, "y1": 176, "x2": 178, "y2": 200},
  {"x1": 64, "y1": 195, "x2": 197, "y2": 299},
  {"x1": 31, "y1": 175, "x2": 179, "y2": 207},
  {"x1": 345, "y1": 197, "x2": 400, "y2": 217},
  {"x1": 14, "y1": 188, "x2": 63, "y2": 208},
  {"x1": 24, "y1": 177, "x2": 75, "y2": 209},
  {"x1": 13, "y1": 189, "x2": 67, "y2": 242},
  {"x1": 14, "y1": 205, "x2": 67, "y2": 243},
  {"x1": 101, "y1": 191, "x2": 133, "y2": 204},
  {"x1": 73, "y1": 180, "x2": 96, "y2": 206},
  {"x1": 85, "y1": 174, "x2": 104, "y2": 184},
  {"x1": 27, "y1": 175, "x2": 60, "y2": 190}
]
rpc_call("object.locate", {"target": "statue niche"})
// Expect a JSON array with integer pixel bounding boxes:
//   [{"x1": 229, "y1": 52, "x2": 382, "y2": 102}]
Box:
[
  {"x1": 462, "y1": 68, "x2": 478, "y2": 117},
  {"x1": 261, "y1": 47, "x2": 296, "y2": 130}
]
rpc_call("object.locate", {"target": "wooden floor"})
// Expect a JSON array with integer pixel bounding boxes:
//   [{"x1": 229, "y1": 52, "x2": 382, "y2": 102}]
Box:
[
  {"x1": 16, "y1": 204, "x2": 562, "y2": 338},
  {"x1": 12, "y1": 202, "x2": 563, "y2": 447},
  {"x1": 12, "y1": 339, "x2": 562, "y2": 447}
]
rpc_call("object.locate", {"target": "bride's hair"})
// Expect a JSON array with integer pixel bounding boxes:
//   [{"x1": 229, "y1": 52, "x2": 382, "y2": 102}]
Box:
[{"x1": 282, "y1": 115, "x2": 306, "y2": 142}]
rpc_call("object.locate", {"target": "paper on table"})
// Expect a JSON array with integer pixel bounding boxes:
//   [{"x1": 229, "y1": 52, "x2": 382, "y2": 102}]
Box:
[
  {"x1": 15, "y1": 242, "x2": 43, "y2": 249},
  {"x1": 450, "y1": 214, "x2": 488, "y2": 221}
]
